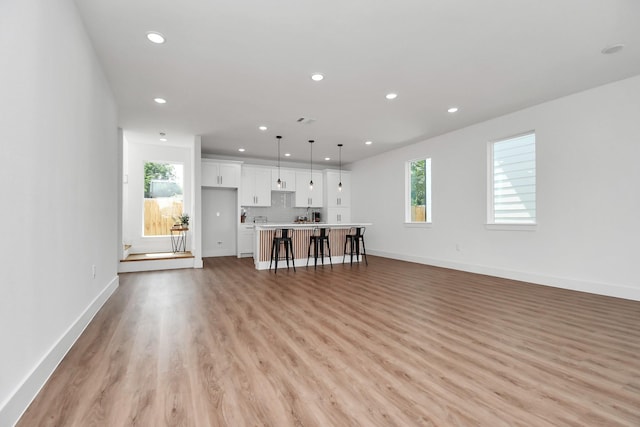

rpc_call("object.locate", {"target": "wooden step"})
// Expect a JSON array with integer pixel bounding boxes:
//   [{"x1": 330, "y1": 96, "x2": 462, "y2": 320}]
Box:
[{"x1": 121, "y1": 251, "x2": 194, "y2": 262}]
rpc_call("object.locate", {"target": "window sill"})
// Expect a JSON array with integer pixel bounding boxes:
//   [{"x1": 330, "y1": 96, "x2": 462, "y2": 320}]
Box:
[
  {"x1": 485, "y1": 223, "x2": 537, "y2": 232},
  {"x1": 404, "y1": 222, "x2": 432, "y2": 228}
]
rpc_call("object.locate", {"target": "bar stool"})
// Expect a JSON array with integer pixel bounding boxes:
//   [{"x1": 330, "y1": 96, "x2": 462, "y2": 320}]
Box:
[
  {"x1": 307, "y1": 227, "x2": 332, "y2": 269},
  {"x1": 343, "y1": 227, "x2": 368, "y2": 266},
  {"x1": 269, "y1": 228, "x2": 296, "y2": 273}
]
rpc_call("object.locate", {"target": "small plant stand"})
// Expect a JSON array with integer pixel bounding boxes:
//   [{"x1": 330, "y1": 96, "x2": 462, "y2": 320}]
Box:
[{"x1": 170, "y1": 226, "x2": 188, "y2": 253}]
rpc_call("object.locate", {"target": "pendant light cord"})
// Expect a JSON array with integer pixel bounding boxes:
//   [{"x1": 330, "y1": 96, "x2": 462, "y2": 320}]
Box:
[
  {"x1": 309, "y1": 140, "x2": 314, "y2": 189},
  {"x1": 338, "y1": 143, "x2": 343, "y2": 190},
  {"x1": 276, "y1": 136, "x2": 282, "y2": 183},
  {"x1": 275, "y1": 136, "x2": 282, "y2": 187}
]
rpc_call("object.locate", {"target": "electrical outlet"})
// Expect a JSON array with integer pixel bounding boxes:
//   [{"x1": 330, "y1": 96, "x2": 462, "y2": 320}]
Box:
[
  {"x1": 92, "y1": 264, "x2": 96, "y2": 278},
  {"x1": 455, "y1": 244, "x2": 460, "y2": 252}
]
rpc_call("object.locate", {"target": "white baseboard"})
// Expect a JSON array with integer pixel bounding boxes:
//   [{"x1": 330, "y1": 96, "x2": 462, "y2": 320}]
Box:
[
  {"x1": 237, "y1": 252, "x2": 253, "y2": 258},
  {"x1": 202, "y1": 250, "x2": 236, "y2": 258},
  {"x1": 0, "y1": 276, "x2": 119, "y2": 427},
  {"x1": 368, "y1": 249, "x2": 640, "y2": 301}
]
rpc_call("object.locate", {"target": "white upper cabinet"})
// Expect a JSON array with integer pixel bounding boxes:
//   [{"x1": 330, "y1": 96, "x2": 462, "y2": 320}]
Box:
[
  {"x1": 294, "y1": 170, "x2": 323, "y2": 207},
  {"x1": 324, "y1": 170, "x2": 351, "y2": 207},
  {"x1": 241, "y1": 166, "x2": 272, "y2": 206},
  {"x1": 271, "y1": 168, "x2": 296, "y2": 191},
  {"x1": 202, "y1": 160, "x2": 240, "y2": 188}
]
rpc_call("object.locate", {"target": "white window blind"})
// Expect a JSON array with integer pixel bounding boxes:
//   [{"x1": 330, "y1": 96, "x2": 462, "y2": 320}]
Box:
[{"x1": 490, "y1": 133, "x2": 536, "y2": 224}]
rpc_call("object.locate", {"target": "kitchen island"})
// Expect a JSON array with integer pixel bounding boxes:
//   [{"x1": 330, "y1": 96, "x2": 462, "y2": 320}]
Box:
[{"x1": 252, "y1": 223, "x2": 371, "y2": 270}]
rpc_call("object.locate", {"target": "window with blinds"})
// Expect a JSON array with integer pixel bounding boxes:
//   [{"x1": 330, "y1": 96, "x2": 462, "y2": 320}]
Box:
[{"x1": 489, "y1": 132, "x2": 536, "y2": 224}]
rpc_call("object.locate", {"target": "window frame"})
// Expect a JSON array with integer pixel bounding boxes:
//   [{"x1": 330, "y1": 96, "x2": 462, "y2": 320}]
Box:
[
  {"x1": 404, "y1": 157, "x2": 432, "y2": 226},
  {"x1": 486, "y1": 131, "x2": 537, "y2": 230}
]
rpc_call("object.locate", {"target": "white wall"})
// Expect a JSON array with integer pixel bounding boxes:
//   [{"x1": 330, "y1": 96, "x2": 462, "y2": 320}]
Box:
[
  {"x1": 351, "y1": 75, "x2": 640, "y2": 301},
  {"x1": 125, "y1": 141, "x2": 193, "y2": 254},
  {"x1": 0, "y1": 0, "x2": 119, "y2": 425}
]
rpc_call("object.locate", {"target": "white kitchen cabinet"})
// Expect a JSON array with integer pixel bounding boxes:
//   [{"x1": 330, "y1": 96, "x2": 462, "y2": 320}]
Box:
[
  {"x1": 202, "y1": 160, "x2": 240, "y2": 188},
  {"x1": 237, "y1": 224, "x2": 255, "y2": 257},
  {"x1": 325, "y1": 207, "x2": 351, "y2": 224},
  {"x1": 241, "y1": 166, "x2": 272, "y2": 206},
  {"x1": 323, "y1": 170, "x2": 351, "y2": 223},
  {"x1": 324, "y1": 170, "x2": 351, "y2": 207},
  {"x1": 271, "y1": 168, "x2": 296, "y2": 191},
  {"x1": 294, "y1": 170, "x2": 323, "y2": 207}
]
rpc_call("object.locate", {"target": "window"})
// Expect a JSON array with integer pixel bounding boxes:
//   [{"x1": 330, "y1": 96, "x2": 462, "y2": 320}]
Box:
[
  {"x1": 143, "y1": 162, "x2": 184, "y2": 236},
  {"x1": 489, "y1": 132, "x2": 536, "y2": 225},
  {"x1": 405, "y1": 158, "x2": 432, "y2": 223}
]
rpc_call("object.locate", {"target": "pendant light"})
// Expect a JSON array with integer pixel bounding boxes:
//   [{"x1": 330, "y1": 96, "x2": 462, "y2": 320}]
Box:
[
  {"x1": 308, "y1": 140, "x2": 314, "y2": 190},
  {"x1": 337, "y1": 143, "x2": 343, "y2": 192},
  {"x1": 276, "y1": 135, "x2": 282, "y2": 188}
]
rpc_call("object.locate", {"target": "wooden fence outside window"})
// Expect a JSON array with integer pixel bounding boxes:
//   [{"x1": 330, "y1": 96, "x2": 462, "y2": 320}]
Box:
[
  {"x1": 144, "y1": 199, "x2": 183, "y2": 236},
  {"x1": 411, "y1": 205, "x2": 426, "y2": 222}
]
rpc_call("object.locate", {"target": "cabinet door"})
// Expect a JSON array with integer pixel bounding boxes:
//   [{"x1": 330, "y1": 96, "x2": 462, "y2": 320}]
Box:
[
  {"x1": 294, "y1": 171, "x2": 310, "y2": 206},
  {"x1": 295, "y1": 170, "x2": 323, "y2": 207},
  {"x1": 202, "y1": 161, "x2": 240, "y2": 188},
  {"x1": 254, "y1": 168, "x2": 272, "y2": 206},
  {"x1": 326, "y1": 207, "x2": 351, "y2": 224},
  {"x1": 241, "y1": 167, "x2": 256, "y2": 206},
  {"x1": 237, "y1": 225, "x2": 254, "y2": 256},
  {"x1": 282, "y1": 169, "x2": 296, "y2": 191},
  {"x1": 272, "y1": 168, "x2": 296, "y2": 191},
  {"x1": 325, "y1": 171, "x2": 350, "y2": 207},
  {"x1": 242, "y1": 166, "x2": 271, "y2": 206},
  {"x1": 309, "y1": 171, "x2": 323, "y2": 207},
  {"x1": 219, "y1": 163, "x2": 240, "y2": 188},
  {"x1": 201, "y1": 161, "x2": 220, "y2": 187}
]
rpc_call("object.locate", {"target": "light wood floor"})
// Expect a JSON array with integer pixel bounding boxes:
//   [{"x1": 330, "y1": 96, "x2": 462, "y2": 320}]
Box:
[{"x1": 18, "y1": 256, "x2": 640, "y2": 426}]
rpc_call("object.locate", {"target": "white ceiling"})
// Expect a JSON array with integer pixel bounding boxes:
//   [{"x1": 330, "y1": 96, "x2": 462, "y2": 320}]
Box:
[{"x1": 74, "y1": 0, "x2": 640, "y2": 165}]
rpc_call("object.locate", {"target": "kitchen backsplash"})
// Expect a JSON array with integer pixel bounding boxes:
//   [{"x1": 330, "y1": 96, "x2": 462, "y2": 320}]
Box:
[{"x1": 243, "y1": 192, "x2": 316, "y2": 223}]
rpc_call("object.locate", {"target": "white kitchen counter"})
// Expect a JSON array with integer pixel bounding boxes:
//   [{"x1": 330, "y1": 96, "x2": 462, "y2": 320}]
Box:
[{"x1": 253, "y1": 222, "x2": 371, "y2": 229}]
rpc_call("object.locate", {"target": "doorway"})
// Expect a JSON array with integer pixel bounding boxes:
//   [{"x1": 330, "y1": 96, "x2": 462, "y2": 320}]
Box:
[{"x1": 202, "y1": 188, "x2": 237, "y2": 257}]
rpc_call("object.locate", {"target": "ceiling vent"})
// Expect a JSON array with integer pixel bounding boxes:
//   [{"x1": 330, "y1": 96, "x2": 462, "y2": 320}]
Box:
[{"x1": 297, "y1": 117, "x2": 316, "y2": 125}]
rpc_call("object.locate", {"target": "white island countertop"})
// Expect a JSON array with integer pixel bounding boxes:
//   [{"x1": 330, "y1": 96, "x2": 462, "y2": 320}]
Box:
[{"x1": 252, "y1": 222, "x2": 371, "y2": 229}]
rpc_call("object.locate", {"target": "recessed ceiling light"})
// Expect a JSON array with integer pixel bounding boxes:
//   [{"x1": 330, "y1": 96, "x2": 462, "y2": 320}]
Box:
[
  {"x1": 160, "y1": 138, "x2": 167, "y2": 142},
  {"x1": 448, "y1": 107, "x2": 459, "y2": 113},
  {"x1": 284, "y1": 153, "x2": 291, "y2": 157},
  {"x1": 601, "y1": 44, "x2": 624, "y2": 55},
  {"x1": 311, "y1": 73, "x2": 324, "y2": 81},
  {"x1": 146, "y1": 32, "x2": 166, "y2": 44},
  {"x1": 324, "y1": 157, "x2": 331, "y2": 161},
  {"x1": 385, "y1": 93, "x2": 398, "y2": 100},
  {"x1": 258, "y1": 126, "x2": 267, "y2": 131},
  {"x1": 365, "y1": 140, "x2": 373, "y2": 145},
  {"x1": 238, "y1": 148, "x2": 245, "y2": 152},
  {"x1": 154, "y1": 97, "x2": 167, "y2": 104}
]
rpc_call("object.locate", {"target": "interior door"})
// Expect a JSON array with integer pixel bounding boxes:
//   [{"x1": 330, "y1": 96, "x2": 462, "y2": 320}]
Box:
[{"x1": 202, "y1": 188, "x2": 237, "y2": 257}]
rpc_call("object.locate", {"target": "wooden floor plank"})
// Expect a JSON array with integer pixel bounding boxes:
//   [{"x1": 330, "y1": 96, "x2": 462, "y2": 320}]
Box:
[{"x1": 17, "y1": 256, "x2": 640, "y2": 426}]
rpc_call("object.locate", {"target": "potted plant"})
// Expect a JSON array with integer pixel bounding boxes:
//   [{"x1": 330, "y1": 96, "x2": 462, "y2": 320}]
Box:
[
  {"x1": 174, "y1": 213, "x2": 189, "y2": 228},
  {"x1": 179, "y1": 213, "x2": 190, "y2": 228}
]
